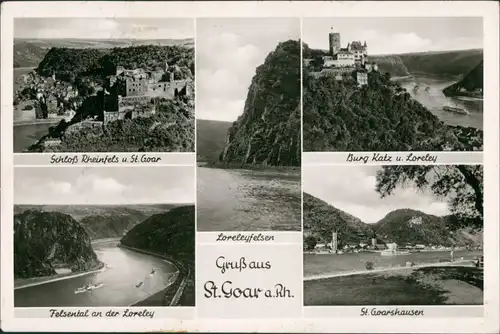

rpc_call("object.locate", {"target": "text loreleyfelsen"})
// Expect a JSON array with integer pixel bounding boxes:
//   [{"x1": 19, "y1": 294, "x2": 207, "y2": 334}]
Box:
[{"x1": 216, "y1": 233, "x2": 275, "y2": 243}]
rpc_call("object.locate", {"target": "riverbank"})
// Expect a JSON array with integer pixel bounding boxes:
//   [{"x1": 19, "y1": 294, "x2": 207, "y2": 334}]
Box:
[
  {"x1": 119, "y1": 243, "x2": 194, "y2": 307},
  {"x1": 14, "y1": 119, "x2": 63, "y2": 127},
  {"x1": 304, "y1": 250, "x2": 482, "y2": 278},
  {"x1": 304, "y1": 259, "x2": 473, "y2": 281},
  {"x1": 304, "y1": 263, "x2": 483, "y2": 305},
  {"x1": 14, "y1": 261, "x2": 105, "y2": 290},
  {"x1": 201, "y1": 161, "x2": 300, "y2": 173}
]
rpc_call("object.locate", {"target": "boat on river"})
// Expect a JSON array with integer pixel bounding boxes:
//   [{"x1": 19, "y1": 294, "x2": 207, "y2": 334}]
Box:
[
  {"x1": 74, "y1": 282, "x2": 104, "y2": 294},
  {"x1": 381, "y1": 250, "x2": 411, "y2": 256},
  {"x1": 443, "y1": 106, "x2": 469, "y2": 115},
  {"x1": 136, "y1": 281, "x2": 144, "y2": 288}
]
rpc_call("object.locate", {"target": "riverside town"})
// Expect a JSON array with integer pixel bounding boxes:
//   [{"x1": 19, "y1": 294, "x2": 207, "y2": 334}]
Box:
[{"x1": 215, "y1": 233, "x2": 276, "y2": 243}]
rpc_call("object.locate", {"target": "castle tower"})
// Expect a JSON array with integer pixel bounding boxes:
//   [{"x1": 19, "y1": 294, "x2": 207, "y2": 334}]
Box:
[
  {"x1": 328, "y1": 27, "x2": 341, "y2": 56},
  {"x1": 331, "y1": 232, "x2": 338, "y2": 252},
  {"x1": 371, "y1": 237, "x2": 377, "y2": 247},
  {"x1": 169, "y1": 71, "x2": 175, "y2": 82}
]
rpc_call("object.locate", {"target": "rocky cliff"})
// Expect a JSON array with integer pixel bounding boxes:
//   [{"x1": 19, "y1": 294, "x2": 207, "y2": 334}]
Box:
[
  {"x1": 14, "y1": 210, "x2": 100, "y2": 279},
  {"x1": 219, "y1": 40, "x2": 301, "y2": 167}
]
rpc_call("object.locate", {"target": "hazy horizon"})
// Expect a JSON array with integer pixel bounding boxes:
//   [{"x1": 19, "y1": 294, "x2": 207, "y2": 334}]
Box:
[
  {"x1": 15, "y1": 167, "x2": 195, "y2": 205},
  {"x1": 303, "y1": 165, "x2": 450, "y2": 224},
  {"x1": 15, "y1": 18, "x2": 194, "y2": 39}
]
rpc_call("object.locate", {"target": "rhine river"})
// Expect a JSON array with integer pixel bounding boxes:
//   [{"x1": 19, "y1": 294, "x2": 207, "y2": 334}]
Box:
[
  {"x1": 304, "y1": 249, "x2": 483, "y2": 278},
  {"x1": 399, "y1": 75, "x2": 483, "y2": 130},
  {"x1": 14, "y1": 240, "x2": 178, "y2": 307},
  {"x1": 14, "y1": 123, "x2": 53, "y2": 153}
]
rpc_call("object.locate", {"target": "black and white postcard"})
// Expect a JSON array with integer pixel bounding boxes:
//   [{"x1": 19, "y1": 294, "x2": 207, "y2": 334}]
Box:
[
  {"x1": 13, "y1": 18, "x2": 195, "y2": 153},
  {"x1": 1, "y1": 1, "x2": 499, "y2": 333},
  {"x1": 14, "y1": 166, "x2": 195, "y2": 307},
  {"x1": 302, "y1": 17, "x2": 484, "y2": 152},
  {"x1": 196, "y1": 18, "x2": 301, "y2": 231},
  {"x1": 303, "y1": 165, "x2": 484, "y2": 306}
]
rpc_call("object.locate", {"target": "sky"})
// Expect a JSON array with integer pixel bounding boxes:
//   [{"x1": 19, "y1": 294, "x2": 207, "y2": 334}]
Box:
[
  {"x1": 14, "y1": 166, "x2": 195, "y2": 205},
  {"x1": 303, "y1": 17, "x2": 483, "y2": 55},
  {"x1": 196, "y1": 18, "x2": 300, "y2": 122},
  {"x1": 14, "y1": 18, "x2": 194, "y2": 39},
  {"x1": 303, "y1": 165, "x2": 450, "y2": 224}
]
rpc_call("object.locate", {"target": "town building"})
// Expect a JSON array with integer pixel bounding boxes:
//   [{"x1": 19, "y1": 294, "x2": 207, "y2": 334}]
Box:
[
  {"x1": 331, "y1": 232, "x2": 338, "y2": 252},
  {"x1": 357, "y1": 71, "x2": 368, "y2": 86}
]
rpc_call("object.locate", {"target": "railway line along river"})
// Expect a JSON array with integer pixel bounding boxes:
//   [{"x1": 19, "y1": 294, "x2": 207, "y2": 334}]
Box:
[{"x1": 15, "y1": 240, "x2": 178, "y2": 307}]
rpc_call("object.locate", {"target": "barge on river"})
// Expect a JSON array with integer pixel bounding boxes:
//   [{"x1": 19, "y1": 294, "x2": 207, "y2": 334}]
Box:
[{"x1": 443, "y1": 106, "x2": 469, "y2": 115}]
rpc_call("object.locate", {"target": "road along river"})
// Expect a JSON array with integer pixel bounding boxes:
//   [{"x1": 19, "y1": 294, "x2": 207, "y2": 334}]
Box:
[{"x1": 14, "y1": 240, "x2": 178, "y2": 307}]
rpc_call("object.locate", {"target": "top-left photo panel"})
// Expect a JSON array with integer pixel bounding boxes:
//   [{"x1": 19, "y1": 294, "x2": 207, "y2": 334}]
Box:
[{"x1": 13, "y1": 18, "x2": 195, "y2": 153}]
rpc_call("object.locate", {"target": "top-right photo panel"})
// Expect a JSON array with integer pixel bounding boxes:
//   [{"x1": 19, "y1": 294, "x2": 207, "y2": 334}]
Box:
[{"x1": 302, "y1": 17, "x2": 483, "y2": 152}]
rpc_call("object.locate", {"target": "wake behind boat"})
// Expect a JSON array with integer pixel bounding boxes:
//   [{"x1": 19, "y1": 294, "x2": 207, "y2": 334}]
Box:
[
  {"x1": 443, "y1": 105, "x2": 469, "y2": 115},
  {"x1": 74, "y1": 282, "x2": 104, "y2": 294}
]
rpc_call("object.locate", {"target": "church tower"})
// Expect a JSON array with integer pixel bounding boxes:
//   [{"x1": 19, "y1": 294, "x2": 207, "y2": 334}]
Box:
[
  {"x1": 165, "y1": 61, "x2": 169, "y2": 72},
  {"x1": 328, "y1": 27, "x2": 341, "y2": 56}
]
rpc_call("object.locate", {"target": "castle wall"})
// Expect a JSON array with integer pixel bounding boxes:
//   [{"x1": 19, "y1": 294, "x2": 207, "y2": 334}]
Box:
[
  {"x1": 324, "y1": 58, "x2": 355, "y2": 68},
  {"x1": 104, "y1": 110, "x2": 120, "y2": 125},
  {"x1": 146, "y1": 80, "x2": 188, "y2": 99}
]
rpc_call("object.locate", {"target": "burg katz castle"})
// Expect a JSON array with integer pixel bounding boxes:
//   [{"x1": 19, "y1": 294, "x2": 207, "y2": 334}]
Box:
[{"x1": 304, "y1": 27, "x2": 379, "y2": 85}]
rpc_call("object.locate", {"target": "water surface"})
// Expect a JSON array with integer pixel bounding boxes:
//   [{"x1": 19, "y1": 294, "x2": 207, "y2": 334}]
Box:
[{"x1": 15, "y1": 241, "x2": 178, "y2": 307}]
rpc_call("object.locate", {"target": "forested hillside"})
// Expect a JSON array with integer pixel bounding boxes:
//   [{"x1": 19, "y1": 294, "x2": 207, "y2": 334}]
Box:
[
  {"x1": 303, "y1": 70, "x2": 483, "y2": 151},
  {"x1": 303, "y1": 193, "x2": 374, "y2": 248},
  {"x1": 443, "y1": 61, "x2": 483, "y2": 98}
]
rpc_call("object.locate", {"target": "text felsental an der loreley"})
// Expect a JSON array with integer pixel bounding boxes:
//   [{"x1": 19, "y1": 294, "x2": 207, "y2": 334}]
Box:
[
  {"x1": 203, "y1": 256, "x2": 294, "y2": 299},
  {"x1": 49, "y1": 308, "x2": 155, "y2": 318}
]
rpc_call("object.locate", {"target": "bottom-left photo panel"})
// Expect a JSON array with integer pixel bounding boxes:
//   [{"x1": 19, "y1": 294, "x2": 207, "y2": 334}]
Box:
[{"x1": 13, "y1": 166, "x2": 195, "y2": 308}]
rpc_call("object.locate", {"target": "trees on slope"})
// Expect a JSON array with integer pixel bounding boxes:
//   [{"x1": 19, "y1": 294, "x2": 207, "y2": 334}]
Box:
[{"x1": 375, "y1": 165, "x2": 483, "y2": 229}]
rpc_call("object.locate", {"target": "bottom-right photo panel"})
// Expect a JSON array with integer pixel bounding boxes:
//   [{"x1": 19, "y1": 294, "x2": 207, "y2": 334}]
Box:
[{"x1": 303, "y1": 164, "x2": 484, "y2": 306}]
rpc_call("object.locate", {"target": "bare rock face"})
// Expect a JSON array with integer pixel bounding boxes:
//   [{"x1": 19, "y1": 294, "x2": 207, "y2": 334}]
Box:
[
  {"x1": 14, "y1": 210, "x2": 99, "y2": 279},
  {"x1": 219, "y1": 40, "x2": 301, "y2": 167}
]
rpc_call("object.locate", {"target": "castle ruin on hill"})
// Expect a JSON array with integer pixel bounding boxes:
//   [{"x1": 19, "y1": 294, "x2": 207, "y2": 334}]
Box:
[{"x1": 102, "y1": 61, "x2": 191, "y2": 125}]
